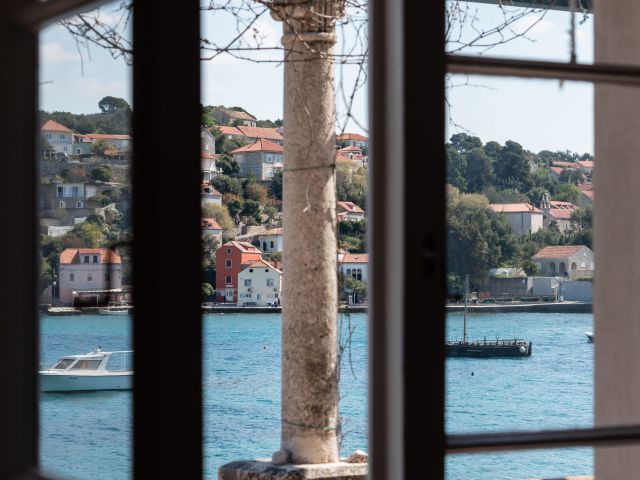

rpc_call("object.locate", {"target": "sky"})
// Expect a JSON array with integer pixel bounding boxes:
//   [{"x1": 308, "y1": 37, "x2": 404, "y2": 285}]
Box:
[{"x1": 39, "y1": 1, "x2": 594, "y2": 154}]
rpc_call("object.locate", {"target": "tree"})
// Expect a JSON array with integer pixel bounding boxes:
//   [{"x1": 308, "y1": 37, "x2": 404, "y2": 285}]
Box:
[
  {"x1": 211, "y1": 175, "x2": 242, "y2": 196},
  {"x1": 91, "y1": 139, "x2": 109, "y2": 156},
  {"x1": 244, "y1": 182, "x2": 269, "y2": 204},
  {"x1": 570, "y1": 206, "x2": 593, "y2": 230},
  {"x1": 449, "y1": 133, "x2": 482, "y2": 154},
  {"x1": 493, "y1": 140, "x2": 531, "y2": 192},
  {"x1": 91, "y1": 165, "x2": 112, "y2": 182},
  {"x1": 555, "y1": 183, "x2": 581, "y2": 204},
  {"x1": 446, "y1": 148, "x2": 467, "y2": 192},
  {"x1": 465, "y1": 147, "x2": 492, "y2": 193},
  {"x1": 98, "y1": 96, "x2": 131, "y2": 113},
  {"x1": 335, "y1": 164, "x2": 367, "y2": 208},
  {"x1": 269, "y1": 169, "x2": 283, "y2": 201},
  {"x1": 558, "y1": 169, "x2": 584, "y2": 185},
  {"x1": 216, "y1": 156, "x2": 240, "y2": 176},
  {"x1": 202, "y1": 203, "x2": 236, "y2": 238},
  {"x1": 483, "y1": 141, "x2": 502, "y2": 160},
  {"x1": 241, "y1": 199, "x2": 262, "y2": 224},
  {"x1": 201, "y1": 283, "x2": 214, "y2": 300}
]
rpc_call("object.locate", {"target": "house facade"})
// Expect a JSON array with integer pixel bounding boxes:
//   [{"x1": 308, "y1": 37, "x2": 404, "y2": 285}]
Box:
[
  {"x1": 210, "y1": 106, "x2": 257, "y2": 127},
  {"x1": 489, "y1": 203, "x2": 543, "y2": 235},
  {"x1": 201, "y1": 126, "x2": 216, "y2": 153},
  {"x1": 201, "y1": 152, "x2": 221, "y2": 182},
  {"x1": 85, "y1": 133, "x2": 132, "y2": 152},
  {"x1": 532, "y1": 245, "x2": 594, "y2": 279},
  {"x1": 337, "y1": 201, "x2": 365, "y2": 221},
  {"x1": 256, "y1": 228, "x2": 284, "y2": 253},
  {"x1": 41, "y1": 119, "x2": 73, "y2": 154},
  {"x1": 237, "y1": 259, "x2": 282, "y2": 306},
  {"x1": 215, "y1": 241, "x2": 263, "y2": 303},
  {"x1": 202, "y1": 218, "x2": 223, "y2": 245},
  {"x1": 338, "y1": 253, "x2": 369, "y2": 284},
  {"x1": 232, "y1": 139, "x2": 284, "y2": 180},
  {"x1": 337, "y1": 132, "x2": 368, "y2": 149},
  {"x1": 58, "y1": 248, "x2": 122, "y2": 305},
  {"x1": 201, "y1": 182, "x2": 222, "y2": 206}
]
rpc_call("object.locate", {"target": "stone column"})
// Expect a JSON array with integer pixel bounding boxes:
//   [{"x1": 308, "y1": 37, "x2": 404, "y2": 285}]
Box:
[{"x1": 269, "y1": 0, "x2": 344, "y2": 465}]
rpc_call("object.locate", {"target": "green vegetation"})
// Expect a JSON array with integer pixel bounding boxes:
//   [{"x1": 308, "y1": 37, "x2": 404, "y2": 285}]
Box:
[{"x1": 40, "y1": 96, "x2": 131, "y2": 134}]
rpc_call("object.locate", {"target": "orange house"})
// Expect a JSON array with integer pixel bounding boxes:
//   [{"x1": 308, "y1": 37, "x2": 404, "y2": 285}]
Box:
[{"x1": 215, "y1": 241, "x2": 263, "y2": 303}]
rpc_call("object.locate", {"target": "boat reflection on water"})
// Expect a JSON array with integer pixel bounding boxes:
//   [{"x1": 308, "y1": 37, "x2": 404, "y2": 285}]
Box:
[{"x1": 39, "y1": 347, "x2": 133, "y2": 392}]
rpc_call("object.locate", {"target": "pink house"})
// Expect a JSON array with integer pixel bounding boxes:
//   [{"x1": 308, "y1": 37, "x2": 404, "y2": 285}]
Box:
[{"x1": 58, "y1": 248, "x2": 122, "y2": 305}]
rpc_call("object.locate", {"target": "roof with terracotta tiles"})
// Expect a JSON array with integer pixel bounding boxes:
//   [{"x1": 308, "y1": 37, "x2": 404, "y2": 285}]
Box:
[
  {"x1": 547, "y1": 208, "x2": 574, "y2": 220},
  {"x1": 41, "y1": 119, "x2": 73, "y2": 133},
  {"x1": 243, "y1": 258, "x2": 282, "y2": 274},
  {"x1": 221, "y1": 241, "x2": 262, "y2": 254},
  {"x1": 231, "y1": 138, "x2": 283, "y2": 154},
  {"x1": 201, "y1": 151, "x2": 220, "y2": 160},
  {"x1": 337, "y1": 201, "x2": 364, "y2": 213},
  {"x1": 489, "y1": 203, "x2": 542, "y2": 214},
  {"x1": 236, "y1": 126, "x2": 283, "y2": 141},
  {"x1": 578, "y1": 183, "x2": 594, "y2": 191},
  {"x1": 552, "y1": 161, "x2": 579, "y2": 168},
  {"x1": 338, "y1": 146, "x2": 363, "y2": 153},
  {"x1": 60, "y1": 248, "x2": 121, "y2": 265},
  {"x1": 202, "y1": 218, "x2": 222, "y2": 230},
  {"x1": 218, "y1": 126, "x2": 242, "y2": 136},
  {"x1": 86, "y1": 133, "x2": 132, "y2": 140},
  {"x1": 337, "y1": 133, "x2": 368, "y2": 142},
  {"x1": 576, "y1": 160, "x2": 594, "y2": 168},
  {"x1": 582, "y1": 190, "x2": 594, "y2": 200},
  {"x1": 532, "y1": 245, "x2": 590, "y2": 259},
  {"x1": 340, "y1": 253, "x2": 369, "y2": 264},
  {"x1": 258, "y1": 227, "x2": 284, "y2": 236},
  {"x1": 549, "y1": 201, "x2": 576, "y2": 209},
  {"x1": 549, "y1": 167, "x2": 564, "y2": 175}
]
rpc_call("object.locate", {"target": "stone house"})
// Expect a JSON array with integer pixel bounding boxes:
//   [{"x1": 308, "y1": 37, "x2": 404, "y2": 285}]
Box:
[
  {"x1": 39, "y1": 181, "x2": 108, "y2": 223},
  {"x1": 210, "y1": 106, "x2": 257, "y2": 127},
  {"x1": 488, "y1": 203, "x2": 543, "y2": 235},
  {"x1": 218, "y1": 125, "x2": 283, "y2": 144},
  {"x1": 337, "y1": 132, "x2": 368, "y2": 149},
  {"x1": 201, "y1": 125, "x2": 216, "y2": 153},
  {"x1": 542, "y1": 200, "x2": 577, "y2": 233},
  {"x1": 215, "y1": 241, "x2": 263, "y2": 303},
  {"x1": 58, "y1": 248, "x2": 122, "y2": 305},
  {"x1": 337, "y1": 201, "x2": 365, "y2": 222},
  {"x1": 237, "y1": 259, "x2": 282, "y2": 306},
  {"x1": 41, "y1": 119, "x2": 73, "y2": 155},
  {"x1": 232, "y1": 139, "x2": 284, "y2": 181},
  {"x1": 532, "y1": 245, "x2": 594, "y2": 279},
  {"x1": 256, "y1": 227, "x2": 284, "y2": 253},
  {"x1": 338, "y1": 253, "x2": 369, "y2": 284},
  {"x1": 201, "y1": 182, "x2": 222, "y2": 207},
  {"x1": 202, "y1": 218, "x2": 223, "y2": 245}
]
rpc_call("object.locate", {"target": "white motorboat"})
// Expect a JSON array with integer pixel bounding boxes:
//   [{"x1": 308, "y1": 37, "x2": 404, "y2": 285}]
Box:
[
  {"x1": 98, "y1": 301, "x2": 131, "y2": 315},
  {"x1": 39, "y1": 348, "x2": 133, "y2": 392},
  {"x1": 585, "y1": 331, "x2": 594, "y2": 342}
]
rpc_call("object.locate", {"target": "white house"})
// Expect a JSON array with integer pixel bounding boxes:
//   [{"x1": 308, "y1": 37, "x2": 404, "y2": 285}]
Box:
[
  {"x1": 532, "y1": 245, "x2": 594, "y2": 279},
  {"x1": 41, "y1": 119, "x2": 73, "y2": 154},
  {"x1": 231, "y1": 139, "x2": 284, "y2": 181},
  {"x1": 58, "y1": 248, "x2": 122, "y2": 305},
  {"x1": 488, "y1": 203, "x2": 543, "y2": 235},
  {"x1": 85, "y1": 133, "x2": 132, "y2": 152},
  {"x1": 338, "y1": 253, "x2": 369, "y2": 284},
  {"x1": 201, "y1": 182, "x2": 222, "y2": 207},
  {"x1": 201, "y1": 152, "x2": 221, "y2": 182},
  {"x1": 337, "y1": 201, "x2": 365, "y2": 221},
  {"x1": 256, "y1": 228, "x2": 284, "y2": 253},
  {"x1": 237, "y1": 259, "x2": 282, "y2": 306}
]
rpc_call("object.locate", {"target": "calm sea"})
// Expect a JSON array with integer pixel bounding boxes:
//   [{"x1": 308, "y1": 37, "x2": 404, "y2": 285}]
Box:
[{"x1": 39, "y1": 312, "x2": 593, "y2": 480}]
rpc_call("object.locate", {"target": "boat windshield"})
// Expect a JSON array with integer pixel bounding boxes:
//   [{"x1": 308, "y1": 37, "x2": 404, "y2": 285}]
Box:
[
  {"x1": 71, "y1": 359, "x2": 102, "y2": 370},
  {"x1": 52, "y1": 358, "x2": 75, "y2": 370},
  {"x1": 106, "y1": 352, "x2": 133, "y2": 371}
]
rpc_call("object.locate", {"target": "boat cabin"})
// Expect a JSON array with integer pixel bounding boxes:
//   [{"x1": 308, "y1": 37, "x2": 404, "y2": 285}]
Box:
[{"x1": 47, "y1": 349, "x2": 133, "y2": 372}]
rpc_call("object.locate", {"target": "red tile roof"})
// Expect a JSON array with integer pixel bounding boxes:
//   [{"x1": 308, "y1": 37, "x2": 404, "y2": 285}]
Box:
[
  {"x1": 549, "y1": 167, "x2": 564, "y2": 175},
  {"x1": 547, "y1": 208, "x2": 574, "y2": 220},
  {"x1": 582, "y1": 190, "x2": 594, "y2": 200},
  {"x1": 337, "y1": 201, "x2": 364, "y2": 213},
  {"x1": 340, "y1": 253, "x2": 369, "y2": 264},
  {"x1": 202, "y1": 218, "x2": 222, "y2": 230},
  {"x1": 532, "y1": 245, "x2": 589, "y2": 259},
  {"x1": 236, "y1": 126, "x2": 283, "y2": 141},
  {"x1": 338, "y1": 146, "x2": 363, "y2": 153},
  {"x1": 231, "y1": 138, "x2": 284, "y2": 154},
  {"x1": 41, "y1": 119, "x2": 72, "y2": 133},
  {"x1": 552, "y1": 161, "x2": 579, "y2": 169},
  {"x1": 60, "y1": 248, "x2": 121, "y2": 264},
  {"x1": 578, "y1": 183, "x2": 594, "y2": 191},
  {"x1": 201, "y1": 151, "x2": 220, "y2": 160},
  {"x1": 222, "y1": 241, "x2": 262, "y2": 253},
  {"x1": 218, "y1": 126, "x2": 242, "y2": 136},
  {"x1": 576, "y1": 160, "x2": 594, "y2": 169},
  {"x1": 86, "y1": 133, "x2": 132, "y2": 140},
  {"x1": 549, "y1": 201, "x2": 576, "y2": 209},
  {"x1": 337, "y1": 133, "x2": 368, "y2": 142},
  {"x1": 244, "y1": 259, "x2": 282, "y2": 273},
  {"x1": 489, "y1": 203, "x2": 542, "y2": 214},
  {"x1": 258, "y1": 227, "x2": 284, "y2": 236}
]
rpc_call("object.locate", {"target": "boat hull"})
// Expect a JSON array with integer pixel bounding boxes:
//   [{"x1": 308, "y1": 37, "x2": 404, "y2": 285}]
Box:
[
  {"x1": 39, "y1": 372, "x2": 132, "y2": 392},
  {"x1": 445, "y1": 341, "x2": 532, "y2": 358}
]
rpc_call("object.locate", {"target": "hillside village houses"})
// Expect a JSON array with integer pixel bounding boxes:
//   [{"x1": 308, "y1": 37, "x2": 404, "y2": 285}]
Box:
[
  {"x1": 201, "y1": 218, "x2": 223, "y2": 245},
  {"x1": 256, "y1": 227, "x2": 284, "y2": 253},
  {"x1": 210, "y1": 106, "x2": 257, "y2": 127},
  {"x1": 201, "y1": 182, "x2": 223, "y2": 207},
  {"x1": 41, "y1": 119, "x2": 73, "y2": 154},
  {"x1": 231, "y1": 139, "x2": 284, "y2": 180},
  {"x1": 489, "y1": 203, "x2": 543, "y2": 235},
  {"x1": 58, "y1": 248, "x2": 122, "y2": 306},
  {"x1": 337, "y1": 132, "x2": 368, "y2": 149},
  {"x1": 337, "y1": 201, "x2": 365, "y2": 221},
  {"x1": 218, "y1": 125, "x2": 283, "y2": 144},
  {"x1": 237, "y1": 259, "x2": 282, "y2": 306}
]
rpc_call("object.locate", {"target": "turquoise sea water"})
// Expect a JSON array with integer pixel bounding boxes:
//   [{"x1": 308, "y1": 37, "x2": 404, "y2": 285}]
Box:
[{"x1": 40, "y1": 312, "x2": 593, "y2": 480}]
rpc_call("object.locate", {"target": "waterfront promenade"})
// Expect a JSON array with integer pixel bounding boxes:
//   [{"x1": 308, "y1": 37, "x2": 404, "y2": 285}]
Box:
[{"x1": 446, "y1": 301, "x2": 592, "y2": 314}]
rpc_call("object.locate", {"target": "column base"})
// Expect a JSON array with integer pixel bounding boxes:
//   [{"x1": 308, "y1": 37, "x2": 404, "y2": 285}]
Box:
[{"x1": 219, "y1": 459, "x2": 368, "y2": 480}]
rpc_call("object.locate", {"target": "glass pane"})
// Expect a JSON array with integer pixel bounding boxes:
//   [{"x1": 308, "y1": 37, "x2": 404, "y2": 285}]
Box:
[
  {"x1": 38, "y1": 2, "x2": 133, "y2": 479},
  {"x1": 445, "y1": 76, "x2": 594, "y2": 434},
  {"x1": 447, "y1": 447, "x2": 593, "y2": 480},
  {"x1": 446, "y1": 1, "x2": 594, "y2": 64},
  {"x1": 200, "y1": 0, "x2": 369, "y2": 474}
]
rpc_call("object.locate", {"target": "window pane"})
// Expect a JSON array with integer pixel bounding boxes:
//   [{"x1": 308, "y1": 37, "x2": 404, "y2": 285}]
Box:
[
  {"x1": 200, "y1": 0, "x2": 369, "y2": 473},
  {"x1": 446, "y1": 447, "x2": 593, "y2": 480},
  {"x1": 445, "y1": 76, "x2": 594, "y2": 435},
  {"x1": 446, "y1": 1, "x2": 594, "y2": 64},
  {"x1": 38, "y1": 2, "x2": 133, "y2": 478}
]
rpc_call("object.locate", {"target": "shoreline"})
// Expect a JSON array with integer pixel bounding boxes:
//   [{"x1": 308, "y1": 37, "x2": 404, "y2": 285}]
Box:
[{"x1": 446, "y1": 301, "x2": 592, "y2": 314}]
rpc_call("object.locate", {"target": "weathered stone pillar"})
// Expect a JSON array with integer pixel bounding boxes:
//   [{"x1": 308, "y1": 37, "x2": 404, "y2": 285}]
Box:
[{"x1": 269, "y1": 0, "x2": 343, "y2": 465}]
